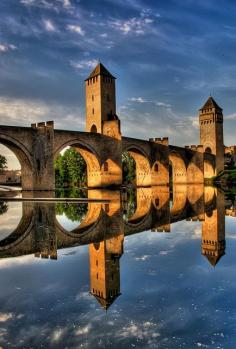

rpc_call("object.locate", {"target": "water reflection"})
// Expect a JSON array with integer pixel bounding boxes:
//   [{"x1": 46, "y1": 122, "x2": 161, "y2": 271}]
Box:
[{"x1": 0, "y1": 185, "x2": 236, "y2": 347}]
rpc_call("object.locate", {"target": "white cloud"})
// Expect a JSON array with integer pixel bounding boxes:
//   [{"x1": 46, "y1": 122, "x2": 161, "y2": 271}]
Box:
[
  {"x1": 43, "y1": 19, "x2": 56, "y2": 32},
  {"x1": 225, "y1": 113, "x2": 236, "y2": 120},
  {"x1": 75, "y1": 324, "x2": 92, "y2": 336},
  {"x1": 109, "y1": 11, "x2": 155, "y2": 36},
  {"x1": 51, "y1": 328, "x2": 65, "y2": 343},
  {"x1": 128, "y1": 97, "x2": 171, "y2": 108},
  {"x1": 129, "y1": 97, "x2": 147, "y2": 103},
  {"x1": 0, "y1": 97, "x2": 85, "y2": 130},
  {"x1": 62, "y1": 0, "x2": 71, "y2": 7},
  {"x1": 0, "y1": 313, "x2": 13, "y2": 322},
  {"x1": 0, "y1": 43, "x2": 17, "y2": 53},
  {"x1": 67, "y1": 24, "x2": 85, "y2": 36},
  {"x1": 70, "y1": 59, "x2": 98, "y2": 71}
]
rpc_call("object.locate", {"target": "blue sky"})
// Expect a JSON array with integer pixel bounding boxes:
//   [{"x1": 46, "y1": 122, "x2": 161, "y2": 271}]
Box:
[{"x1": 0, "y1": 0, "x2": 236, "y2": 168}]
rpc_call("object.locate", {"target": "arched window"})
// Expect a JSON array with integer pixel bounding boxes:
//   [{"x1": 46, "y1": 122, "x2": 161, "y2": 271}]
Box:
[
  {"x1": 205, "y1": 147, "x2": 212, "y2": 154},
  {"x1": 90, "y1": 124, "x2": 97, "y2": 133},
  {"x1": 154, "y1": 163, "x2": 159, "y2": 172},
  {"x1": 104, "y1": 161, "x2": 108, "y2": 172},
  {"x1": 155, "y1": 198, "x2": 159, "y2": 207}
]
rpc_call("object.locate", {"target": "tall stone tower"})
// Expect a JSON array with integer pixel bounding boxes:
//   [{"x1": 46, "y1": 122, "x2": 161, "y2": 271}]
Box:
[
  {"x1": 85, "y1": 62, "x2": 120, "y2": 138},
  {"x1": 199, "y1": 96, "x2": 224, "y2": 173},
  {"x1": 201, "y1": 190, "x2": 225, "y2": 267},
  {"x1": 89, "y1": 235, "x2": 123, "y2": 310}
]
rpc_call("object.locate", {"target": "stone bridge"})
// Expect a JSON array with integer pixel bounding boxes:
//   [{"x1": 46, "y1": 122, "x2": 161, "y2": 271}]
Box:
[
  {"x1": 0, "y1": 186, "x2": 223, "y2": 259},
  {"x1": 0, "y1": 124, "x2": 216, "y2": 190},
  {"x1": 0, "y1": 63, "x2": 225, "y2": 191}
]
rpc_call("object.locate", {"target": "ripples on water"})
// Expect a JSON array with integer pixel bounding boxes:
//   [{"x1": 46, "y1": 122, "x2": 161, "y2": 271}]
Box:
[{"x1": 0, "y1": 186, "x2": 235, "y2": 349}]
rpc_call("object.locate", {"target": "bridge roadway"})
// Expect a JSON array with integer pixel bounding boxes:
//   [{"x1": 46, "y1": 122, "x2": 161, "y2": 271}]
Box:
[
  {"x1": 0, "y1": 124, "x2": 216, "y2": 190},
  {"x1": 0, "y1": 186, "x2": 225, "y2": 259}
]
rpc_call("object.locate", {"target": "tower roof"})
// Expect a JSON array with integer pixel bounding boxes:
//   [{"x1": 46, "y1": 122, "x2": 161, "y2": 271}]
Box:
[
  {"x1": 200, "y1": 96, "x2": 223, "y2": 111},
  {"x1": 85, "y1": 62, "x2": 116, "y2": 81},
  {"x1": 205, "y1": 253, "x2": 224, "y2": 267},
  {"x1": 92, "y1": 293, "x2": 120, "y2": 310}
]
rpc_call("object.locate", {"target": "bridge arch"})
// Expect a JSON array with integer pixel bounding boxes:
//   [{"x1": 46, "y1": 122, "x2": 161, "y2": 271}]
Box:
[
  {"x1": 0, "y1": 133, "x2": 34, "y2": 190},
  {"x1": 169, "y1": 151, "x2": 187, "y2": 184},
  {"x1": 0, "y1": 202, "x2": 34, "y2": 251},
  {"x1": 151, "y1": 160, "x2": 169, "y2": 186},
  {"x1": 55, "y1": 201, "x2": 103, "y2": 238},
  {"x1": 54, "y1": 139, "x2": 101, "y2": 188},
  {"x1": 122, "y1": 145, "x2": 151, "y2": 187},
  {"x1": 204, "y1": 160, "x2": 215, "y2": 178}
]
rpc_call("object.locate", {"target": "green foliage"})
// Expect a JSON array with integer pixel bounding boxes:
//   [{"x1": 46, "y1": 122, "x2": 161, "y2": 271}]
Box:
[
  {"x1": 56, "y1": 202, "x2": 88, "y2": 222},
  {"x1": 122, "y1": 152, "x2": 136, "y2": 184},
  {"x1": 54, "y1": 148, "x2": 87, "y2": 188},
  {"x1": 0, "y1": 201, "x2": 8, "y2": 215},
  {"x1": 0, "y1": 155, "x2": 7, "y2": 172}
]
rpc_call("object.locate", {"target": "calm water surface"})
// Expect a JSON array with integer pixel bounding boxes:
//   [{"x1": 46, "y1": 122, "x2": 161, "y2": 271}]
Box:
[{"x1": 0, "y1": 186, "x2": 235, "y2": 349}]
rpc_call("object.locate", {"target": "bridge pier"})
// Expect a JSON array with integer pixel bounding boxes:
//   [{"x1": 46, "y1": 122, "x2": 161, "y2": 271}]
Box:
[{"x1": 31, "y1": 121, "x2": 55, "y2": 191}]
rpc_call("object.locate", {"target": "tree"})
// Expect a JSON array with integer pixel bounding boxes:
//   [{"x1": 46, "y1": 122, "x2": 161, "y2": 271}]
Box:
[
  {"x1": 0, "y1": 201, "x2": 8, "y2": 215},
  {"x1": 122, "y1": 152, "x2": 136, "y2": 184},
  {"x1": 54, "y1": 148, "x2": 87, "y2": 187},
  {"x1": 0, "y1": 155, "x2": 7, "y2": 173}
]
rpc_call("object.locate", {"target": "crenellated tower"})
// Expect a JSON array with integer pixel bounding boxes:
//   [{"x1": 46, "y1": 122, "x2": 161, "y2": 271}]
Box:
[
  {"x1": 201, "y1": 189, "x2": 225, "y2": 267},
  {"x1": 199, "y1": 96, "x2": 224, "y2": 173},
  {"x1": 89, "y1": 235, "x2": 123, "y2": 310},
  {"x1": 85, "y1": 62, "x2": 120, "y2": 139}
]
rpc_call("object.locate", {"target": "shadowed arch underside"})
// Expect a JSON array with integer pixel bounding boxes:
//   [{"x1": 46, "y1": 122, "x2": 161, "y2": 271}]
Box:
[{"x1": 0, "y1": 134, "x2": 34, "y2": 190}]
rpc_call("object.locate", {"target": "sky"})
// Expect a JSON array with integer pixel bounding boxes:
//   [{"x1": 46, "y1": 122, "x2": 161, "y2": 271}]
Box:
[{"x1": 0, "y1": 0, "x2": 236, "y2": 169}]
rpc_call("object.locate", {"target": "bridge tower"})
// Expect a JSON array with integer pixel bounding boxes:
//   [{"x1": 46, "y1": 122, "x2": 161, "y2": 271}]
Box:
[
  {"x1": 199, "y1": 96, "x2": 224, "y2": 174},
  {"x1": 89, "y1": 235, "x2": 123, "y2": 310},
  {"x1": 201, "y1": 190, "x2": 225, "y2": 267},
  {"x1": 85, "y1": 62, "x2": 121, "y2": 139}
]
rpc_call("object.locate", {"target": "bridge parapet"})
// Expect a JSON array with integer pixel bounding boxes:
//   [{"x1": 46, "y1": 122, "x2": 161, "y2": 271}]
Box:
[
  {"x1": 31, "y1": 121, "x2": 54, "y2": 129},
  {"x1": 149, "y1": 137, "x2": 169, "y2": 146},
  {"x1": 185, "y1": 145, "x2": 204, "y2": 153}
]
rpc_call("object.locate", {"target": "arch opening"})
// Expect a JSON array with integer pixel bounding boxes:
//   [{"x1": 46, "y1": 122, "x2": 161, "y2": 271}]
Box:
[
  {"x1": 0, "y1": 137, "x2": 33, "y2": 190},
  {"x1": 54, "y1": 142, "x2": 101, "y2": 188},
  {"x1": 90, "y1": 124, "x2": 97, "y2": 133},
  {"x1": 204, "y1": 160, "x2": 215, "y2": 179},
  {"x1": 122, "y1": 148, "x2": 151, "y2": 187},
  {"x1": 55, "y1": 201, "x2": 102, "y2": 236},
  {"x1": 205, "y1": 147, "x2": 212, "y2": 154},
  {"x1": 169, "y1": 152, "x2": 187, "y2": 184},
  {"x1": 151, "y1": 160, "x2": 169, "y2": 186}
]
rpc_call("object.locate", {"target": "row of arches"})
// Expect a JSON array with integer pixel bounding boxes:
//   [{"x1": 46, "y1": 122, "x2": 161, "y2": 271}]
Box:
[{"x1": 0, "y1": 134, "x2": 215, "y2": 189}]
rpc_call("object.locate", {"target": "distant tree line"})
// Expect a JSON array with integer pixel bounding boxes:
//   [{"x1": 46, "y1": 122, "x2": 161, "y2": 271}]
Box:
[{"x1": 54, "y1": 148, "x2": 136, "y2": 188}]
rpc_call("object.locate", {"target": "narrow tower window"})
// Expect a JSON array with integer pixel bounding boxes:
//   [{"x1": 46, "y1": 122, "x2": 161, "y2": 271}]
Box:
[{"x1": 104, "y1": 161, "x2": 109, "y2": 172}]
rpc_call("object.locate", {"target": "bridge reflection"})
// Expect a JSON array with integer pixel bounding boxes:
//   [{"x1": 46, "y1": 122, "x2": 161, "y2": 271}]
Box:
[{"x1": 0, "y1": 185, "x2": 234, "y2": 309}]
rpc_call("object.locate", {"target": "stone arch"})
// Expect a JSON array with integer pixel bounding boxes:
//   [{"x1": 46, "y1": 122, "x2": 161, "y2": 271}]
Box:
[
  {"x1": 151, "y1": 160, "x2": 169, "y2": 186},
  {"x1": 204, "y1": 160, "x2": 215, "y2": 178},
  {"x1": 55, "y1": 201, "x2": 102, "y2": 238},
  {"x1": 0, "y1": 134, "x2": 34, "y2": 190},
  {"x1": 0, "y1": 202, "x2": 34, "y2": 251},
  {"x1": 54, "y1": 139, "x2": 101, "y2": 188},
  {"x1": 170, "y1": 185, "x2": 187, "y2": 218},
  {"x1": 126, "y1": 188, "x2": 152, "y2": 230},
  {"x1": 169, "y1": 152, "x2": 187, "y2": 184},
  {"x1": 123, "y1": 145, "x2": 151, "y2": 187},
  {"x1": 90, "y1": 124, "x2": 97, "y2": 133},
  {"x1": 205, "y1": 147, "x2": 212, "y2": 154},
  {"x1": 101, "y1": 159, "x2": 122, "y2": 187},
  {"x1": 186, "y1": 162, "x2": 204, "y2": 184}
]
